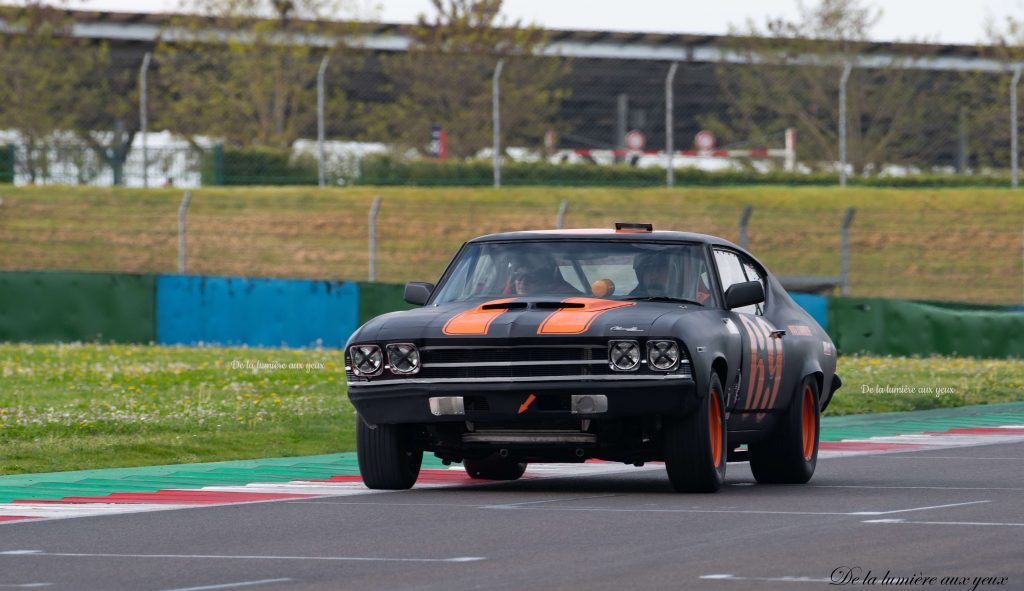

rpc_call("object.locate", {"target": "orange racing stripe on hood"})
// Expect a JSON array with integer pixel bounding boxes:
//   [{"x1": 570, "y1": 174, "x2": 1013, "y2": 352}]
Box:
[
  {"x1": 537, "y1": 298, "x2": 636, "y2": 335},
  {"x1": 442, "y1": 298, "x2": 518, "y2": 336}
]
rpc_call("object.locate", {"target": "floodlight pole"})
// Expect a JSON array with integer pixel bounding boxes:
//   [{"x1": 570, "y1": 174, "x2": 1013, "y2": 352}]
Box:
[
  {"x1": 838, "y1": 61, "x2": 852, "y2": 187},
  {"x1": 1012, "y1": 64, "x2": 1022, "y2": 188},
  {"x1": 318, "y1": 55, "x2": 330, "y2": 188},
  {"x1": 139, "y1": 52, "x2": 152, "y2": 188},
  {"x1": 665, "y1": 61, "x2": 679, "y2": 187},
  {"x1": 493, "y1": 59, "x2": 505, "y2": 188}
]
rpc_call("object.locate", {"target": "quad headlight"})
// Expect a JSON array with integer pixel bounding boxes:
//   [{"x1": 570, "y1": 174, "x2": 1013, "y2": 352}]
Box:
[
  {"x1": 647, "y1": 339, "x2": 681, "y2": 371},
  {"x1": 386, "y1": 343, "x2": 421, "y2": 375},
  {"x1": 608, "y1": 340, "x2": 641, "y2": 371},
  {"x1": 349, "y1": 344, "x2": 383, "y2": 377}
]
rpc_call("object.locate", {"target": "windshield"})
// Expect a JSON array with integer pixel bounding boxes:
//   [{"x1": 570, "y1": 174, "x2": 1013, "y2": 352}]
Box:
[{"x1": 431, "y1": 240, "x2": 715, "y2": 306}]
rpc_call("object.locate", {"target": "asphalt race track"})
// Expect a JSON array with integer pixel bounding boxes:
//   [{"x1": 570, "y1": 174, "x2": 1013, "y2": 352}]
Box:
[{"x1": 2, "y1": 441, "x2": 1023, "y2": 591}]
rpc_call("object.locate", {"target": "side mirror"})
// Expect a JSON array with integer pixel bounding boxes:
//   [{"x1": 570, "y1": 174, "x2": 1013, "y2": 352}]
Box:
[
  {"x1": 724, "y1": 280, "x2": 765, "y2": 310},
  {"x1": 404, "y1": 282, "x2": 435, "y2": 306}
]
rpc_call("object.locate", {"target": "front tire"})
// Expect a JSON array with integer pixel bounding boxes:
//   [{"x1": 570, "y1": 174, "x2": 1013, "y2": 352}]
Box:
[
  {"x1": 464, "y1": 456, "x2": 527, "y2": 481},
  {"x1": 749, "y1": 376, "x2": 820, "y2": 484},
  {"x1": 663, "y1": 373, "x2": 727, "y2": 493},
  {"x1": 356, "y1": 417, "x2": 422, "y2": 490}
]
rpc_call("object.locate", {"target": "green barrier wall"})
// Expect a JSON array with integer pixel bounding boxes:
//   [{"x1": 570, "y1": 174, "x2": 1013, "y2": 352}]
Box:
[
  {"x1": 828, "y1": 297, "x2": 1024, "y2": 358},
  {"x1": 0, "y1": 272, "x2": 155, "y2": 343},
  {"x1": 358, "y1": 282, "x2": 415, "y2": 326}
]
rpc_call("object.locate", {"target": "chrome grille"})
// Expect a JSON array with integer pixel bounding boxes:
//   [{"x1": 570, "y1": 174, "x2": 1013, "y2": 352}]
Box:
[{"x1": 346, "y1": 342, "x2": 691, "y2": 385}]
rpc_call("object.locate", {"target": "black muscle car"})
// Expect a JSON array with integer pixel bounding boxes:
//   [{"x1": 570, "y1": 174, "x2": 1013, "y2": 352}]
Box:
[{"x1": 346, "y1": 223, "x2": 841, "y2": 493}]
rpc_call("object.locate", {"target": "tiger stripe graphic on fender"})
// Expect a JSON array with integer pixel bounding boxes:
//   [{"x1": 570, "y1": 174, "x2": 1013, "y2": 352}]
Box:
[
  {"x1": 537, "y1": 298, "x2": 636, "y2": 335},
  {"x1": 737, "y1": 315, "x2": 784, "y2": 421},
  {"x1": 442, "y1": 298, "x2": 518, "y2": 336}
]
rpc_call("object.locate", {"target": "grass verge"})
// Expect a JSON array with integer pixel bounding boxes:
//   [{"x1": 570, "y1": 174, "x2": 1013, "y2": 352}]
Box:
[{"x1": 1, "y1": 343, "x2": 1021, "y2": 475}]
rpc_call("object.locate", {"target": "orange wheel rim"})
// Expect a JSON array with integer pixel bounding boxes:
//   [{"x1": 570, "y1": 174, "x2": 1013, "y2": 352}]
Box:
[
  {"x1": 801, "y1": 385, "x2": 816, "y2": 461},
  {"x1": 709, "y1": 390, "x2": 723, "y2": 468}
]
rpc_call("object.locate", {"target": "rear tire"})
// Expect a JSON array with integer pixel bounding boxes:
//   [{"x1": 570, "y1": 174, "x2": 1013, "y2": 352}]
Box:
[
  {"x1": 356, "y1": 416, "x2": 422, "y2": 490},
  {"x1": 749, "y1": 376, "x2": 820, "y2": 484},
  {"x1": 464, "y1": 456, "x2": 527, "y2": 480},
  {"x1": 663, "y1": 373, "x2": 727, "y2": 493}
]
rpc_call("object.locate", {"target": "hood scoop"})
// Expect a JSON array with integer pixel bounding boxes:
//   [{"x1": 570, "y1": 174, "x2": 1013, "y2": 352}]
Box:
[
  {"x1": 533, "y1": 301, "x2": 586, "y2": 309},
  {"x1": 481, "y1": 301, "x2": 529, "y2": 310},
  {"x1": 480, "y1": 301, "x2": 587, "y2": 311}
]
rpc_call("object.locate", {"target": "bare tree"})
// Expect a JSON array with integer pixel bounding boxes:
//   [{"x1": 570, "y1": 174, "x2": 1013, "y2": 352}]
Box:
[
  {"x1": 701, "y1": 0, "x2": 946, "y2": 174},
  {"x1": 363, "y1": 0, "x2": 569, "y2": 158},
  {"x1": 154, "y1": 0, "x2": 363, "y2": 148},
  {"x1": 0, "y1": 3, "x2": 133, "y2": 183}
]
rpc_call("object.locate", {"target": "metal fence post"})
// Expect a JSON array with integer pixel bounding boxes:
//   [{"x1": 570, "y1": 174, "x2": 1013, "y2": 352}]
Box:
[
  {"x1": 838, "y1": 61, "x2": 852, "y2": 187},
  {"x1": 738, "y1": 205, "x2": 753, "y2": 250},
  {"x1": 556, "y1": 200, "x2": 569, "y2": 229},
  {"x1": 492, "y1": 59, "x2": 505, "y2": 189},
  {"x1": 784, "y1": 127, "x2": 796, "y2": 172},
  {"x1": 368, "y1": 196, "x2": 382, "y2": 282},
  {"x1": 317, "y1": 55, "x2": 330, "y2": 188},
  {"x1": 1012, "y1": 64, "x2": 1022, "y2": 188},
  {"x1": 840, "y1": 207, "x2": 855, "y2": 296},
  {"x1": 139, "y1": 52, "x2": 151, "y2": 188},
  {"x1": 178, "y1": 191, "x2": 192, "y2": 274},
  {"x1": 213, "y1": 144, "x2": 225, "y2": 186},
  {"x1": 665, "y1": 62, "x2": 679, "y2": 188},
  {"x1": 1, "y1": 144, "x2": 14, "y2": 184}
]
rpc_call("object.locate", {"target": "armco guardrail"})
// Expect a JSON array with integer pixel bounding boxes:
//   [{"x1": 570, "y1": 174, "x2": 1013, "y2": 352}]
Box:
[
  {"x1": 828, "y1": 297, "x2": 1024, "y2": 358},
  {"x1": 0, "y1": 271, "x2": 155, "y2": 343},
  {"x1": 2, "y1": 271, "x2": 1021, "y2": 357},
  {"x1": 155, "y1": 275, "x2": 359, "y2": 348}
]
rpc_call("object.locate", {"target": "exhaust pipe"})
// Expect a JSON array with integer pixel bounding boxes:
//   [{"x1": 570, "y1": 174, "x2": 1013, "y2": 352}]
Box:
[
  {"x1": 575, "y1": 448, "x2": 585, "y2": 458},
  {"x1": 499, "y1": 449, "x2": 510, "y2": 458}
]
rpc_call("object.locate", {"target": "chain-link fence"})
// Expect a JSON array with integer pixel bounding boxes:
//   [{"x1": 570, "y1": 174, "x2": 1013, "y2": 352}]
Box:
[
  {"x1": 1, "y1": 188, "x2": 1021, "y2": 306},
  {"x1": 8, "y1": 36, "x2": 1024, "y2": 188}
]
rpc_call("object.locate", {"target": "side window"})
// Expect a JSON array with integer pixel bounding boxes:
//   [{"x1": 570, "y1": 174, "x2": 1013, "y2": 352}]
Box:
[
  {"x1": 741, "y1": 260, "x2": 765, "y2": 316},
  {"x1": 714, "y1": 249, "x2": 758, "y2": 315}
]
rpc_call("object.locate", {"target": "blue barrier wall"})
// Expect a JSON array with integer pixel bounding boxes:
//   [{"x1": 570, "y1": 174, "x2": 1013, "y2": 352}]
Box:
[
  {"x1": 789, "y1": 293, "x2": 828, "y2": 331},
  {"x1": 156, "y1": 276, "x2": 359, "y2": 348}
]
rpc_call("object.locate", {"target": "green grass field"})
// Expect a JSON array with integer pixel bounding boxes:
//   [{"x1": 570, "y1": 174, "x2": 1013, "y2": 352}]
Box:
[
  {"x1": 2, "y1": 343, "x2": 1021, "y2": 476},
  {"x1": 0, "y1": 185, "x2": 1021, "y2": 304}
]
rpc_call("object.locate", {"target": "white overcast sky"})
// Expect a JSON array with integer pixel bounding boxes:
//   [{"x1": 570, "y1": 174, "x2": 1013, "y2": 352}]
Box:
[{"x1": 65, "y1": 0, "x2": 1024, "y2": 45}]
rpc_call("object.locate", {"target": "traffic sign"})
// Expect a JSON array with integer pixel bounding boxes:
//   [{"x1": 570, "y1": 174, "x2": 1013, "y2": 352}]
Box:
[
  {"x1": 625, "y1": 130, "x2": 646, "y2": 151},
  {"x1": 695, "y1": 130, "x2": 716, "y2": 151}
]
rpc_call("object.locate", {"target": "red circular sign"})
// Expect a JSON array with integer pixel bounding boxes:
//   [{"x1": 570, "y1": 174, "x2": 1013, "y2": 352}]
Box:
[
  {"x1": 695, "y1": 130, "x2": 716, "y2": 151},
  {"x1": 625, "y1": 130, "x2": 646, "y2": 151}
]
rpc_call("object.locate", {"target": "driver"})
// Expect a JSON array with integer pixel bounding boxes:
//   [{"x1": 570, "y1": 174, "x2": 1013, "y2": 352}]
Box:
[
  {"x1": 629, "y1": 253, "x2": 671, "y2": 297},
  {"x1": 513, "y1": 268, "x2": 549, "y2": 295}
]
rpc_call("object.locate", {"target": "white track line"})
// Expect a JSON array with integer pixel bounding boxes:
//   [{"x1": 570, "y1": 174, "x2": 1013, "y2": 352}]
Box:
[
  {"x1": 849, "y1": 500, "x2": 991, "y2": 516},
  {"x1": 862, "y1": 518, "x2": 1024, "y2": 527},
  {"x1": 481, "y1": 499, "x2": 990, "y2": 517},
  {"x1": 0, "y1": 550, "x2": 485, "y2": 563},
  {"x1": 158, "y1": 579, "x2": 292, "y2": 591},
  {"x1": 0, "y1": 504, "x2": 196, "y2": 519},
  {"x1": 701, "y1": 574, "x2": 830, "y2": 583},
  {"x1": 810, "y1": 485, "x2": 1024, "y2": 491}
]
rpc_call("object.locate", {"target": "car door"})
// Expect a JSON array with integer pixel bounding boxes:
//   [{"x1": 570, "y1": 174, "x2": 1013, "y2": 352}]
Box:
[{"x1": 712, "y1": 249, "x2": 785, "y2": 424}]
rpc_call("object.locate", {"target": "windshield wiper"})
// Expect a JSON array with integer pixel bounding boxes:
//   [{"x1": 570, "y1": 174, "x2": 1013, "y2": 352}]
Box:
[{"x1": 622, "y1": 296, "x2": 704, "y2": 306}]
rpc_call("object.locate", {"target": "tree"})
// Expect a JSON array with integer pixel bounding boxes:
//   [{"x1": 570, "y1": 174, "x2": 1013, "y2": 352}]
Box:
[
  {"x1": 364, "y1": 0, "x2": 569, "y2": 158},
  {"x1": 154, "y1": 0, "x2": 361, "y2": 148},
  {"x1": 957, "y1": 15, "x2": 1024, "y2": 171},
  {"x1": 701, "y1": 0, "x2": 949, "y2": 174},
  {"x1": 0, "y1": 3, "x2": 133, "y2": 183}
]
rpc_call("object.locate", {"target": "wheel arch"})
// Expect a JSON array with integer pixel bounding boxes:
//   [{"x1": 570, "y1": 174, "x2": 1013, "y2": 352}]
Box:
[{"x1": 711, "y1": 356, "x2": 729, "y2": 393}]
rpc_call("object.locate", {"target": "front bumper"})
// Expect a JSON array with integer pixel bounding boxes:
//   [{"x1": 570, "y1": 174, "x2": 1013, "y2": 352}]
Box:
[{"x1": 348, "y1": 376, "x2": 697, "y2": 425}]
